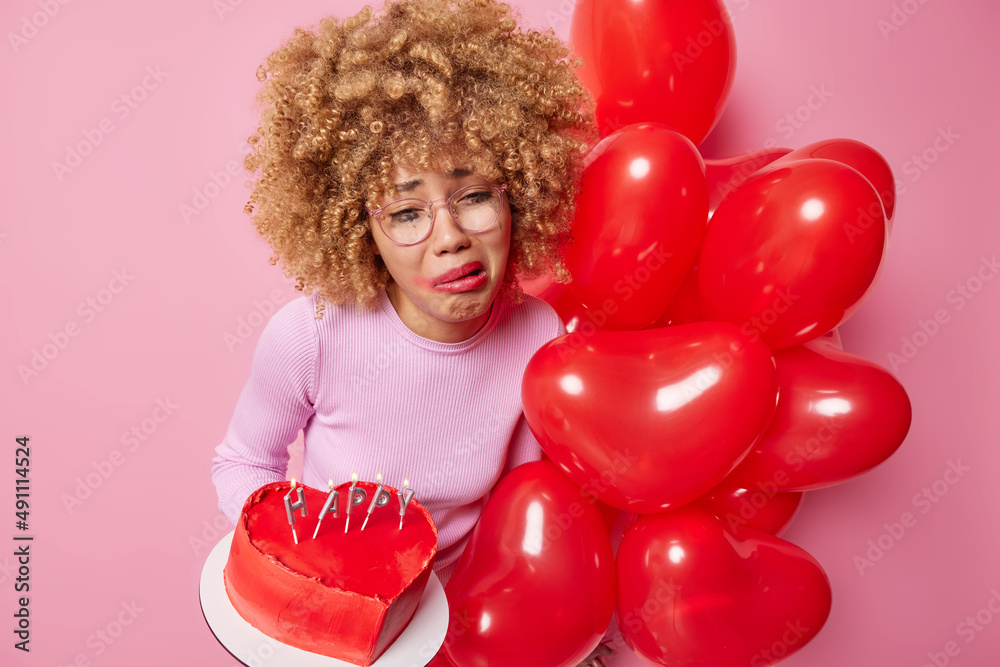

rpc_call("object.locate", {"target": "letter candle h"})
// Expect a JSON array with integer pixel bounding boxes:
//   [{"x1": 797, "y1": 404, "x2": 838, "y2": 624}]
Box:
[{"x1": 283, "y1": 478, "x2": 308, "y2": 545}]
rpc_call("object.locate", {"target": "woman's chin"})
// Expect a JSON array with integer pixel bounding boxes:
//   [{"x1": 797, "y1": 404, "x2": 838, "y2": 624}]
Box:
[{"x1": 436, "y1": 294, "x2": 492, "y2": 322}]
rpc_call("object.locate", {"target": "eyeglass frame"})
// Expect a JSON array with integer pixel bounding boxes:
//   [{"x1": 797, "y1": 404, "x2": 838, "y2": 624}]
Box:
[{"x1": 364, "y1": 182, "x2": 509, "y2": 247}]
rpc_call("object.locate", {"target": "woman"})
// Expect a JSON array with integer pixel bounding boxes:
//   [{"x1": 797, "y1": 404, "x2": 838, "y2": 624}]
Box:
[{"x1": 212, "y1": 0, "x2": 613, "y2": 662}]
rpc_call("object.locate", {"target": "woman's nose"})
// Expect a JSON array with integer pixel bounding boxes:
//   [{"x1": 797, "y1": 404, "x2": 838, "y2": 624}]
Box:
[{"x1": 429, "y1": 200, "x2": 471, "y2": 251}]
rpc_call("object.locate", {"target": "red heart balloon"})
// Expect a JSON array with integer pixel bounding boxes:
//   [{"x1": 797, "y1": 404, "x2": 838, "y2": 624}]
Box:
[
  {"x1": 770, "y1": 138, "x2": 896, "y2": 230},
  {"x1": 570, "y1": 0, "x2": 736, "y2": 144},
  {"x1": 426, "y1": 650, "x2": 457, "y2": 667},
  {"x1": 565, "y1": 123, "x2": 708, "y2": 331},
  {"x1": 518, "y1": 271, "x2": 555, "y2": 299},
  {"x1": 725, "y1": 339, "x2": 912, "y2": 491},
  {"x1": 443, "y1": 461, "x2": 615, "y2": 667},
  {"x1": 693, "y1": 476, "x2": 803, "y2": 537},
  {"x1": 705, "y1": 147, "x2": 792, "y2": 219},
  {"x1": 519, "y1": 126, "x2": 651, "y2": 304},
  {"x1": 522, "y1": 322, "x2": 779, "y2": 513},
  {"x1": 648, "y1": 264, "x2": 703, "y2": 328},
  {"x1": 768, "y1": 139, "x2": 897, "y2": 319},
  {"x1": 649, "y1": 145, "x2": 793, "y2": 330},
  {"x1": 542, "y1": 282, "x2": 608, "y2": 334},
  {"x1": 813, "y1": 326, "x2": 844, "y2": 351},
  {"x1": 616, "y1": 506, "x2": 832, "y2": 667},
  {"x1": 699, "y1": 158, "x2": 887, "y2": 350},
  {"x1": 540, "y1": 449, "x2": 624, "y2": 531},
  {"x1": 650, "y1": 142, "x2": 795, "y2": 331}
]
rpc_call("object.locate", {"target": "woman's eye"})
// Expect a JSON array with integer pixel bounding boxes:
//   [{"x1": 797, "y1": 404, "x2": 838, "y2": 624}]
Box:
[
  {"x1": 460, "y1": 191, "x2": 491, "y2": 204},
  {"x1": 390, "y1": 209, "x2": 422, "y2": 224}
]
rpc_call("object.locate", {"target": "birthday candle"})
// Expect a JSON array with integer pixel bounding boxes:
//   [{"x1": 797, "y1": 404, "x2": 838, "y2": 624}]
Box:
[
  {"x1": 283, "y1": 478, "x2": 308, "y2": 545},
  {"x1": 362, "y1": 472, "x2": 392, "y2": 531},
  {"x1": 397, "y1": 478, "x2": 415, "y2": 530},
  {"x1": 345, "y1": 471, "x2": 368, "y2": 533},
  {"x1": 312, "y1": 479, "x2": 341, "y2": 539}
]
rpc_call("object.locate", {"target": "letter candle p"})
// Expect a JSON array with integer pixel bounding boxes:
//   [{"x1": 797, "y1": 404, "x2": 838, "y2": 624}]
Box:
[{"x1": 362, "y1": 472, "x2": 393, "y2": 531}]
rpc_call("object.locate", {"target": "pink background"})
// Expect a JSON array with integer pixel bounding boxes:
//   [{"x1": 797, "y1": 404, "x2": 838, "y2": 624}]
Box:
[{"x1": 2, "y1": 0, "x2": 997, "y2": 665}]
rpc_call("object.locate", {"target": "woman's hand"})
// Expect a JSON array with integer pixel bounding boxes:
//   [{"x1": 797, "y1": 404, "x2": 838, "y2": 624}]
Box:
[{"x1": 576, "y1": 641, "x2": 616, "y2": 667}]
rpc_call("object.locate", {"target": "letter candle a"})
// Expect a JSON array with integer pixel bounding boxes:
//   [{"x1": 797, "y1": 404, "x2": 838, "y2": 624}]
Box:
[{"x1": 312, "y1": 479, "x2": 340, "y2": 539}]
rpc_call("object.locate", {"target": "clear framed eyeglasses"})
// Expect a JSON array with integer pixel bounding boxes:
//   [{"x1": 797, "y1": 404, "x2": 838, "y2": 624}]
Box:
[{"x1": 365, "y1": 182, "x2": 508, "y2": 246}]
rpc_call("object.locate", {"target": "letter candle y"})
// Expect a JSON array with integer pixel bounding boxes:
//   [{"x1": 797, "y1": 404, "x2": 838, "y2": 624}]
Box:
[
  {"x1": 398, "y1": 478, "x2": 415, "y2": 530},
  {"x1": 283, "y1": 478, "x2": 308, "y2": 545}
]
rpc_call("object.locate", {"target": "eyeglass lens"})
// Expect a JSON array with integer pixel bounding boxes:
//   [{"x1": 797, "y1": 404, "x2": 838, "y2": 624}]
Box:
[{"x1": 380, "y1": 185, "x2": 502, "y2": 244}]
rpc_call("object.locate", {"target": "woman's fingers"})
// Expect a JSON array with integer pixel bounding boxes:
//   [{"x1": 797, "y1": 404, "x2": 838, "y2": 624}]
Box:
[
  {"x1": 578, "y1": 641, "x2": 617, "y2": 666},
  {"x1": 595, "y1": 643, "x2": 616, "y2": 657}
]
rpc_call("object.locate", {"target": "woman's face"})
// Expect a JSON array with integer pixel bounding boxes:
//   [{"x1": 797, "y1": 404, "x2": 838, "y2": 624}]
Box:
[{"x1": 369, "y1": 164, "x2": 512, "y2": 343}]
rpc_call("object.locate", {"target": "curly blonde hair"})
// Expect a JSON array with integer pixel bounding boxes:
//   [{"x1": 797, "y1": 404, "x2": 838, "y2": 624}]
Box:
[{"x1": 242, "y1": 0, "x2": 597, "y2": 319}]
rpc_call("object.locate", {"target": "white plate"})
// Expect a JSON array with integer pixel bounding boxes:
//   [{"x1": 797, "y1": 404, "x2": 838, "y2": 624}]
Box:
[{"x1": 200, "y1": 531, "x2": 448, "y2": 667}]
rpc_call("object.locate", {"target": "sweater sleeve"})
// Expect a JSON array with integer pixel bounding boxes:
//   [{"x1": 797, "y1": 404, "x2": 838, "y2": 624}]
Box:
[
  {"x1": 211, "y1": 298, "x2": 318, "y2": 525},
  {"x1": 503, "y1": 413, "x2": 543, "y2": 474},
  {"x1": 502, "y1": 305, "x2": 567, "y2": 474}
]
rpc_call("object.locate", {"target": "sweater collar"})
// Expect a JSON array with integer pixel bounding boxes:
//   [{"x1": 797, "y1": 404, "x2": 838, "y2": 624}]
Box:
[{"x1": 377, "y1": 288, "x2": 502, "y2": 354}]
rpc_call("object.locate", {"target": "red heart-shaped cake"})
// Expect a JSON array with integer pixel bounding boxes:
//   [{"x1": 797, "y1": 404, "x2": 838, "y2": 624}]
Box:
[{"x1": 223, "y1": 480, "x2": 438, "y2": 665}]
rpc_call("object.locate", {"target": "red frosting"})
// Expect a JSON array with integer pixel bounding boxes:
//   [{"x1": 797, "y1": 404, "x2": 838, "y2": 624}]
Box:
[{"x1": 223, "y1": 481, "x2": 438, "y2": 666}]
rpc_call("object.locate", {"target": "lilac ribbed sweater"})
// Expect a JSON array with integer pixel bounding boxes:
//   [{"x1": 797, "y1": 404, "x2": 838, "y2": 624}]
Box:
[{"x1": 211, "y1": 287, "x2": 566, "y2": 584}]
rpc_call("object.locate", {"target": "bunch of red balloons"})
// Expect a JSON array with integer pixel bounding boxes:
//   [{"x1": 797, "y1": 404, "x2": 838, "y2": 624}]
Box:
[{"x1": 438, "y1": 1, "x2": 912, "y2": 665}]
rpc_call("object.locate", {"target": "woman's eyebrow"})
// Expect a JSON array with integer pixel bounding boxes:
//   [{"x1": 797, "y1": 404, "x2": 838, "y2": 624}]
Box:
[{"x1": 393, "y1": 168, "x2": 473, "y2": 194}]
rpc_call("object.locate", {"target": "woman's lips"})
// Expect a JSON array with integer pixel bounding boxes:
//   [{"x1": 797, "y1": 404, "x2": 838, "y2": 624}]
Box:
[
  {"x1": 433, "y1": 261, "x2": 485, "y2": 286},
  {"x1": 432, "y1": 264, "x2": 488, "y2": 293},
  {"x1": 434, "y1": 271, "x2": 486, "y2": 292}
]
